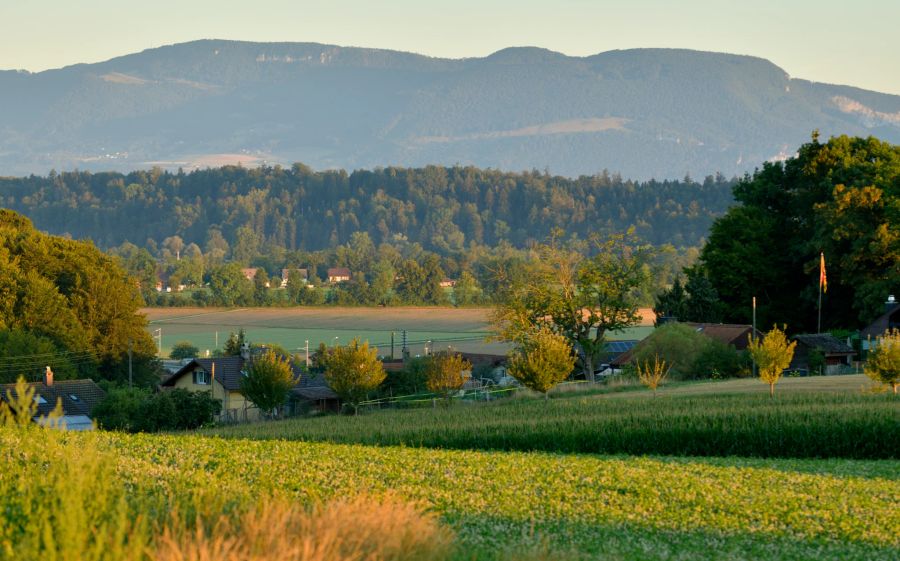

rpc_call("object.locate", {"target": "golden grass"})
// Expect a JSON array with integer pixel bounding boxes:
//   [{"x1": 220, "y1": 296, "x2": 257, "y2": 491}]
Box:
[{"x1": 156, "y1": 495, "x2": 453, "y2": 561}]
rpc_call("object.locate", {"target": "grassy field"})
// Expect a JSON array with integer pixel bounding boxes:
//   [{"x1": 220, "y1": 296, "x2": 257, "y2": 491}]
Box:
[
  {"x1": 141, "y1": 307, "x2": 654, "y2": 357},
  {"x1": 208, "y1": 375, "x2": 899, "y2": 459},
  {"x1": 2, "y1": 426, "x2": 898, "y2": 561},
  {"x1": 4, "y1": 376, "x2": 897, "y2": 559}
]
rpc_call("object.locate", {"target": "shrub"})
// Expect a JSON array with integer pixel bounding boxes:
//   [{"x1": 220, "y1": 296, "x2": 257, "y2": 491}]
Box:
[
  {"x1": 241, "y1": 350, "x2": 297, "y2": 418},
  {"x1": 865, "y1": 328, "x2": 900, "y2": 394},
  {"x1": 748, "y1": 325, "x2": 797, "y2": 397},
  {"x1": 425, "y1": 352, "x2": 473, "y2": 400},
  {"x1": 170, "y1": 341, "x2": 200, "y2": 360},
  {"x1": 636, "y1": 354, "x2": 670, "y2": 395},
  {"x1": 692, "y1": 341, "x2": 750, "y2": 379},
  {"x1": 322, "y1": 339, "x2": 386, "y2": 415},
  {"x1": 507, "y1": 327, "x2": 575, "y2": 398},
  {"x1": 632, "y1": 323, "x2": 711, "y2": 379}
]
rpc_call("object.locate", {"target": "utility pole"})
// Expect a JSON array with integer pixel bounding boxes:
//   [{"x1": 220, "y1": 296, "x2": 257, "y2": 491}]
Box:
[
  {"x1": 153, "y1": 328, "x2": 162, "y2": 356},
  {"x1": 752, "y1": 296, "x2": 757, "y2": 378},
  {"x1": 128, "y1": 339, "x2": 133, "y2": 388}
]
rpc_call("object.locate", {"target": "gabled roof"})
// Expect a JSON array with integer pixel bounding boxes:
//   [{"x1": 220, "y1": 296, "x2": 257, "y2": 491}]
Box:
[
  {"x1": 861, "y1": 305, "x2": 900, "y2": 339},
  {"x1": 161, "y1": 356, "x2": 247, "y2": 391},
  {"x1": 291, "y1": 370, "x2": 339, "y2": 400},
  {"x1": 792, "y1": 334, "x2": 854, "y2": 355},
  {"x1": 162, "y1": 355, "x2": 339, "y2": 400},
  {"x1": 0, "y1": 379, "x2": 106, "y2": 418},
  {"x1": 684, "y1": 323, "x2": 758, "y2": 349}
]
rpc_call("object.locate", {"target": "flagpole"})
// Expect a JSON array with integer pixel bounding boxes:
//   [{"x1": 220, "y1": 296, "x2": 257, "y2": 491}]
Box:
[{"x1": 817, "y1": 252, "x2": 824, "y2": 334}]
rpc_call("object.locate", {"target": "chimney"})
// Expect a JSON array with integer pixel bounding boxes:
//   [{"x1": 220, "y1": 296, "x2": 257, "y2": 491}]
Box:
[
  {"x1": 44, "y1": 366, "x2": 54, "y2": 386},
  {"x1": 240, "y1": 342, "x2": 250, "y2": 361},
  {"x1": 887, "y1": 295, "x2": 898, "y2": 314}
]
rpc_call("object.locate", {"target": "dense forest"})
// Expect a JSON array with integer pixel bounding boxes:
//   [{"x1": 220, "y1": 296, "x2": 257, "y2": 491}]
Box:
[
  {"x1": 0, "y1": 164, "x2": 735, "y2": 252},
  {"x1": 657, "y1": 134, "x2": 900, "y2": 331},
  {"x1": 0, "y1": 210, "x2": 156, "y2": 385}
]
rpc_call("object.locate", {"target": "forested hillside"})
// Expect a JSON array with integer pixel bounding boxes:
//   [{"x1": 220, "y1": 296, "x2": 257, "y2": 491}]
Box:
[
  {"x1": 2, "y1": 40, "x2": 899, "y2": 178},
  {"x1": 0, "y1": 164, "x2": 735, "y2": 252}
]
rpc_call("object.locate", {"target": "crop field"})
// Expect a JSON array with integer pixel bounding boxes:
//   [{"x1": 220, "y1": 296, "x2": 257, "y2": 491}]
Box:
[
  {"x1": 2, "y1": 425, "x2": 899, "y2": 561},
  {"x1": 142, "y1": 306, "x2": 654, "y2": 356},
  {"x1": 209, "y1": 375, "x2": 899, "y2": 459}
]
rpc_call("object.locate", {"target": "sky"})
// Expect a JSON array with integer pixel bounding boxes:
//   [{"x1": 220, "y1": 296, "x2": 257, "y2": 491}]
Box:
[{"x1": 1, "y1": 0, "x2": 898, "y2": 95}]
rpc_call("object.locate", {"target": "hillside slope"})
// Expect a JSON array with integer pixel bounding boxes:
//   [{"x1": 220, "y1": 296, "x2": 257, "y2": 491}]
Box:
[{"x1": 1, "y1": 40, "x2": 899, "y2": 178}]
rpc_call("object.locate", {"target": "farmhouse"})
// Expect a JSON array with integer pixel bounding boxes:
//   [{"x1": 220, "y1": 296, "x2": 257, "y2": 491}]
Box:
[
  {"x1": 789, "y1": 333, "x2": 855, "y2": 374},
  {"x1": 0, "y1": 369, "x2": 106, "y2": 430},
  {"x1": 327, "y1": 267, "x2": 351, "y2": 283},
  {"x1": 161, "y1": 351, "x2": 339, "y2": 422},
  {"x1": 861, "y1": 295, "x2": 900, "y2": 349}
]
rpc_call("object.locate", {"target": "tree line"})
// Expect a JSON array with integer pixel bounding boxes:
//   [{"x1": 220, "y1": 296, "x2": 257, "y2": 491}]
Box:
[
  {"x1": 656, "y1": 133, "x2": 900, "y2": 331},
  {"x1": 0, "y1": 163, "x2": 734, "y2": 256}
]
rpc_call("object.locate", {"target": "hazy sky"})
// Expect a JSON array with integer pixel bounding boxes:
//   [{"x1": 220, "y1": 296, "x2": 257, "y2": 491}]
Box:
[{"x1": 2, "y1": 0, "x2": 898, "y2": 94}]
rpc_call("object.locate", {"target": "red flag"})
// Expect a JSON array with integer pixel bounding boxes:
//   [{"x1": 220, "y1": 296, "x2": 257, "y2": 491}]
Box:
[{"x1": 819, "y1": 253, "x2": 827, "y2": 293}]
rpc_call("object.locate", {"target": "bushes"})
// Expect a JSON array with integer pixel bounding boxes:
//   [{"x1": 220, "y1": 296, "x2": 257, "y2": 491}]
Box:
[
  {"x1": 93, "y1": 387, "x2": 221, "y2": 432},
  {"x1": 632, "y1": 323, "x2": 749, "y2": 379}
]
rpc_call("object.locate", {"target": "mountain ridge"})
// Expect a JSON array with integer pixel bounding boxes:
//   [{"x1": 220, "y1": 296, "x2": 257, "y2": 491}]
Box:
[{"x1": 1, "y1": 40, "x2": 898, "y2": 179}]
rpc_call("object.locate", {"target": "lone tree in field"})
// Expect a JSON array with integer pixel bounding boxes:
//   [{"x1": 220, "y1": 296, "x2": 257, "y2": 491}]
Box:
[
  {"x1": 637, "y1": 354, "x2": 671, "y2": 396},
  {"x1": 507, "y1": 326, "x2": 575, "y2": 399},
  {"x1": 241, "y1": 350, "x2": 297, "y2": 418},
  {"x1": 865, "y1": 329, "x2": 900, "y2": 394},
  {"x1": 425, "y1": 351, "x2": 473, "y2": 401},
  {"x1": 491, "y1": 229, "x2": 651, "y2": 381},
  {"x1": 169, "y1": 341, "x2": 199, "y2": 360},
  {"x1": 322, "y1": 339, "x2": 386, "y2": 415},
  {"x1": 748, "y1": 325, "x2": 797, "y2": 397}
]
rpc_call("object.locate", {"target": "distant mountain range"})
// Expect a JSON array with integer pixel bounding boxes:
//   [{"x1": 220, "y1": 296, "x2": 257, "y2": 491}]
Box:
[{"x1": 1, "y1": 40, "x2": 898, "y2": 179}]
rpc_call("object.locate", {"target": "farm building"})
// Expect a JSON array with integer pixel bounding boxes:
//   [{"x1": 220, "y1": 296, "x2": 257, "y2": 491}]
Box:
[
  {"x1": 789, "y1": 334, "x2": 855, "y2": 374},
  {"x1": 161, "y1": 350, "x2": 339, "y2": 422},
  {"x1": 327, "y1": 267, "x2": 351, "y2": 283},
  {"x1": 861, "y1": 296, "x2": 900, "y2": 349},
  {"x1": 0, "y1": 370, "x2": 106, "y2": 430}
]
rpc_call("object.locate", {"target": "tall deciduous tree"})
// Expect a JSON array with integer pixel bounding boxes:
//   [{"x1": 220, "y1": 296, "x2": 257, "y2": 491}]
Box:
[
  {"x1": 322, "y1": 339, "x2": 386, "y2": 415},
  {"x1": 700, "y1": 134, "x2": 900, "y2": 330},
  {"x1": 748, "y1": 325, "x2": 797, "y2": 397},
  {"x1": 492, "y1": 229, "x2": 651, "y2": 380}
]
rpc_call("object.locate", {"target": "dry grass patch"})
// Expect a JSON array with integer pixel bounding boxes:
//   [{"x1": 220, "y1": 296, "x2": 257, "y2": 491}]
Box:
[{"x1": 157, "y1": 495, "x2": 453, "y2": 561}]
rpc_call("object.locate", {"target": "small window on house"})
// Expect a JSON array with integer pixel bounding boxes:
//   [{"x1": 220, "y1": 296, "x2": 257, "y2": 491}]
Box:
[
  {"x1": 69, "y1": 394, "x2": 80, "y2": 401},
  {"x1": 34, "y1": 395, "x2": 48, "y2": 405},
  {"x1": 193, "y1": 369, "x2": 209, "y2": 385}
]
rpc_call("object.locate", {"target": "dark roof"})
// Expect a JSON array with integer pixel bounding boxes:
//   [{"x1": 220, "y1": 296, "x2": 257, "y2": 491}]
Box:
[
  {"x1": 290, "y1": 370, "x2": 338, "y2": 401},
  {"x1": 0, "y1": 379, "x2": 106, "y2": 418},
  {"x1": 861, "y1": 305, "x2": 900, "y2": 339},
  {"x1": 163, "y1": 356, "x2": 339, "y2": 400},
  {"x1": 161, "y1": 356, "x2": 247, "y2": 391},
  {"x1": 792, "y1": 334, "x2": 854, "y2": 355},
  {"x1": 685, "y1": 323, "x2": 758, "y2": 349}
]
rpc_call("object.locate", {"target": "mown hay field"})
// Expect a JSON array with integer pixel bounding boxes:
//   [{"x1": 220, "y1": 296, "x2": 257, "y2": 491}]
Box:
[
  {"x1": 2, "y1": 426, "x2": 898, "y2": 561},
  {"x1": 141, "y1": 306, "x2": 653, "y2": 357}
]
